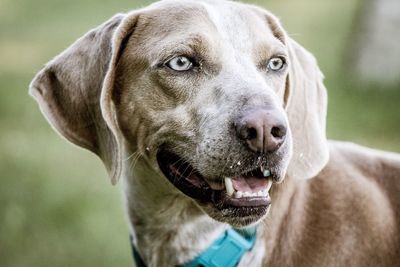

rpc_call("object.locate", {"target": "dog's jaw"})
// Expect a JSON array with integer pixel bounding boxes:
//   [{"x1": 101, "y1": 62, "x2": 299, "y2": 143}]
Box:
[{"x1": 155, "y1": 144, "x2": 292, "y2": 227}]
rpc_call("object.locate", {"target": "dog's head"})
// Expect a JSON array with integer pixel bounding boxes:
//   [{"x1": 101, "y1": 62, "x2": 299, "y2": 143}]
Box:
[{"x1": 30, "y1": 0, "x2": 328, "y2": 227}]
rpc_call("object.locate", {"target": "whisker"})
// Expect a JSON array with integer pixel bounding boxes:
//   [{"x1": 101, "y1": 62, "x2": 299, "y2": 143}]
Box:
[{"x1": 124, "y1": 151, "x2": 140, "y2": 162}]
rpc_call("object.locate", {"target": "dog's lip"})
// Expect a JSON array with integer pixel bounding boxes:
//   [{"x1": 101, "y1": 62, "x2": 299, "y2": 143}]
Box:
[
  {"x1": 157, "y1": 148, "x2": 213, "y2": 201},
  {"x1": 156, "y1": 148, "x2": 273, "y2": 208}
]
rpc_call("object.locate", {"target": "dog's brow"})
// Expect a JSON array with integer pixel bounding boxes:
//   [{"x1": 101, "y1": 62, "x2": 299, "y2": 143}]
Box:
[
  {"x1": 155, "y1": 34, "x2": 213, "y2": 62},
  {"x1": 253, "y1": 43, "x2": 287, "y2": 65}
]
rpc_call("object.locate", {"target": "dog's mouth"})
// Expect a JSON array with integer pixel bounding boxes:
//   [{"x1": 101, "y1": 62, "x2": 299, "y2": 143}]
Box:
[{"x1": 157, "y1": 148, "x2": 274, "y2": 219}]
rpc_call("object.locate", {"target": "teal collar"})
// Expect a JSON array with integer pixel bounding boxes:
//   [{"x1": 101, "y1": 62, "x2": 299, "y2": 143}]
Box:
[{"x1": 130, "y1": 227, "x2": 257, "y2": 267}]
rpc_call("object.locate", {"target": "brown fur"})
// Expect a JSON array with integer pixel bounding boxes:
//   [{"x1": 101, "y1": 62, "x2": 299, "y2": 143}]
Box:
[{"x1": 265, "y1": 142, "x2": 400, "y2": 266}]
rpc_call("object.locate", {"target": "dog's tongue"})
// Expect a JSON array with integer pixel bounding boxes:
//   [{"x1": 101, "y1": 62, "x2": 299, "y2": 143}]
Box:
[{"x1": 231, "y1": 176, "x2": 268, "y2": 192}]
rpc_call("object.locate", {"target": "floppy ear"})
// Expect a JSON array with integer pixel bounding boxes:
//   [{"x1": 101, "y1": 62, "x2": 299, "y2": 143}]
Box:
[
  {"x1": 29, "y1": 12, "x2": 140, "y2": 184},
  {"x1": 285, "y1": 38, "x2": 329, "y2": 179}
]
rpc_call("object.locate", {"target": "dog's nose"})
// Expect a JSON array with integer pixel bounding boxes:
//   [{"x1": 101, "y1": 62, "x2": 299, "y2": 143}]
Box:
[{"x1": 235, "y1": 109, "x2": 287, "y2": 153}]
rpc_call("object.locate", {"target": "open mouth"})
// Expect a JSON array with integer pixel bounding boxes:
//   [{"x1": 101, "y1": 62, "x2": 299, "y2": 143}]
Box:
[{"x1": 157, "y1": 148, "x2": 274, "y2": 212}]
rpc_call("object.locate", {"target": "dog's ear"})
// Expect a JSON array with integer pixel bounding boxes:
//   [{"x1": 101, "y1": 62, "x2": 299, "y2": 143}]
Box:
[
  {"x1": 285, "y1": 38, "x2": 329, "y2": 179},
  {"x1": 29, "y1": 12, "x2": 140, "y2": 184}
]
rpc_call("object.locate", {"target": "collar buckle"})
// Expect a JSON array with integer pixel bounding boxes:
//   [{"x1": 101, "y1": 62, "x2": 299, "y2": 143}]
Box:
[{"x1": 183, "y1": 228, "x2": 256, "y2": 267}]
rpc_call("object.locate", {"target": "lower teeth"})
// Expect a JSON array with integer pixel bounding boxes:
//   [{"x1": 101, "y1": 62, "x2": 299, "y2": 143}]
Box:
[
  {"x1": 233, "y1": 190, "x2": 268, "y2": 198},
  {"x1": 224, "y1": 176, "x2": 272, "y2": 198}
]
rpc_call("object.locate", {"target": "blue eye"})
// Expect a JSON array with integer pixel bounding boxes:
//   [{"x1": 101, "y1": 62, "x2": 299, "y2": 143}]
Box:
[
  {"x1": 267, "y1": 57, "x2": 285, "y2": 71},
  {"x1": 166, "y1": 56, "x2": 193, "y2": 71}
]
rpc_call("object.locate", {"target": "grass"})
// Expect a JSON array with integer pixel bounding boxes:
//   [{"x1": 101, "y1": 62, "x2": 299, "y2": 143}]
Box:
[{"x1": 0, "y1": 0, "x2": 399, "y2": 266}]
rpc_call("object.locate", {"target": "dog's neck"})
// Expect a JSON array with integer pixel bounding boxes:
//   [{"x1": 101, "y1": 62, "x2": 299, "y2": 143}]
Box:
[
  {"x1": 122, "y1": 158, "x2": 299, "y2": 267},
  {"x1": 122, "y1": 158, "x2": 227, "y2": 266}
]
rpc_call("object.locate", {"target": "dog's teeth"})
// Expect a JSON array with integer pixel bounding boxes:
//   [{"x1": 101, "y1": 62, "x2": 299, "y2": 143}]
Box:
[
  {"x1": 262, "y1": 189, "x2": 267, "y2": 195},
  {"x1": 263, "y1": 169, "x2": 271, "y2": 177},
  {"x1": 233, "y1": 189, "x2": 270, "y2": 199},
  {"x1": 234, "y1": 191, "x2": 241, "y2": 198},
  {"x1": 224, "y1": 177, "x2": 235, "y2": 196},
  {"x1": 266, "y1": 180, "x2": 273, "y2": 192}
]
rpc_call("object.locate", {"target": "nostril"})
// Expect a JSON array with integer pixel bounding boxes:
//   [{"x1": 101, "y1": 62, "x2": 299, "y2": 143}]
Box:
[
  {"x1": 271, "y1": 125, "x2": 286, "y2": 139},
  {"x1": 237, "y1": 122, "x2": 259, "y2": 141},
  {"x1": 247, "y1": 127, "x2": 257, "y2": 140}
]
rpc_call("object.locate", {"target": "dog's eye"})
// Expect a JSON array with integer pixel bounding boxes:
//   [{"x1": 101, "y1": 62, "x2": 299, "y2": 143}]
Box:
[
  {"x1": 166, "y1": 56, "x2": 193, "y2": 71},
  {"x1": 267, "y1": 57, "x2": 285, "y2": 71}
]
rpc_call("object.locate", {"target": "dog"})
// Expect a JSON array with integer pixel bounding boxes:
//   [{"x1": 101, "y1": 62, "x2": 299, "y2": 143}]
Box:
[{"x1": 29, "y1": 0, "x2": 400, "y2": 266}]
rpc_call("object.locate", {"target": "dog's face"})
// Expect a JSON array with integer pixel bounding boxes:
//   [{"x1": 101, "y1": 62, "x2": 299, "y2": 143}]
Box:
[
  {"x1": 115, "y1": 1, "x2": 292, "y2": 226},
  {"x1": 30, "y1": 0, "x2": 329, "y2": 228}
]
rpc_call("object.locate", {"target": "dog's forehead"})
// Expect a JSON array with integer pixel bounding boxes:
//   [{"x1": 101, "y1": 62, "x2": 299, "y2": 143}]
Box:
[
  {"x1": 199, "y1": 1, "x2": 274, "y2": 45},
  {"x1": 137, "y1": 0, "x2": 282, "y2": 54}
]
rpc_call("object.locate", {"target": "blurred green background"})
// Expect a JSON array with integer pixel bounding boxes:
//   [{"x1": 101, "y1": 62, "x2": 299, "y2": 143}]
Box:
[{"x1": 0, "y1": 0, "x2": 399, "y2": 266}]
